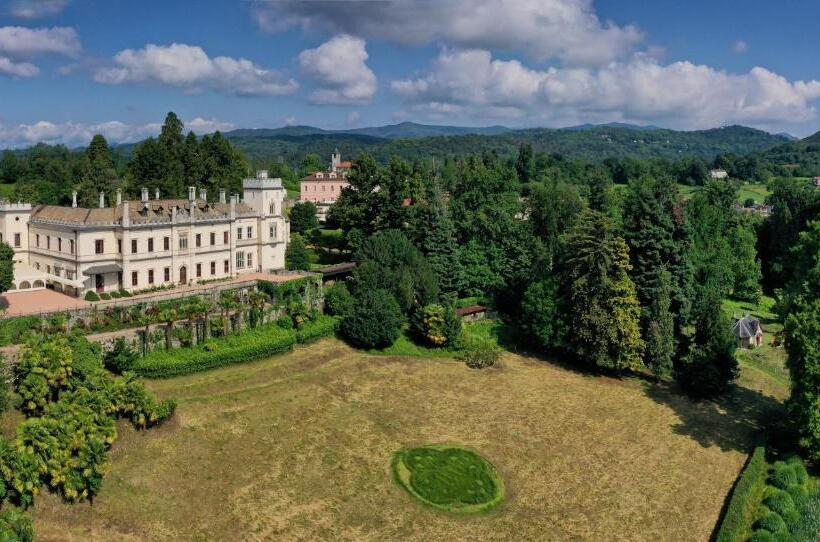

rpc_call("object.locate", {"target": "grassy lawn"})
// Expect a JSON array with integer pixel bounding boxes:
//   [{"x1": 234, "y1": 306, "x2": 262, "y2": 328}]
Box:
[
  {"x1": 677, "y1": 183, "x2": 770, "y2": 204},
  {"x1": 25, "y1": 337, "x2": 779, "y2": 541},
  {"x1": 723, "y1": 296, "x2": 789, "y2": 400}
]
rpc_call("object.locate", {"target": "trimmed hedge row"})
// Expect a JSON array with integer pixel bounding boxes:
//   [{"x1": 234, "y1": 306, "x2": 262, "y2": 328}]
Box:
[
  {"x1": 716, "y1": 446, "x2": 769, "y2": 542},
  {"x1": 296, "y1": 315, "x2": 340, "y2": 344},
  {"x1": 0, "y1": 316, "x2": 40, "y2": 347},
  {"x1": 134, "y1": 323, "x2": 298, "y2": 378}
]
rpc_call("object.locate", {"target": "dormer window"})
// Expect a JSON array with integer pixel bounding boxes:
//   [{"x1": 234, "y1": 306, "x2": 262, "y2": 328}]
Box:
[
  {"x1": 316, "y1": 172, "x2": 324, "y2": 179},
  {"x1": 329, "y1": 172, "x2": 336, "y2": 179}
]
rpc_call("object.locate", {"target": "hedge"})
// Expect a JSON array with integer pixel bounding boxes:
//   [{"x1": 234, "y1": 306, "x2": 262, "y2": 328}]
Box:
[
  {"x1": 134, "y1": 323, "x2": 297, "y2": 378},
  {"x1": 0, "y1": 316, "x2": 40, "y2": 347},
  {"x1": 296, "y1": 315, "x2": 340, "y2": 344},
  {"x1": 716, "y1": 446, "x2": 769, "y2": 542}
]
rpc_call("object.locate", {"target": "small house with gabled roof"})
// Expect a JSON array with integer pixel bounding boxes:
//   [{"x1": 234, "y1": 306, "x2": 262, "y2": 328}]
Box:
[{"x1": 732, "y1": 314, "x2": 764, "y2": 348}]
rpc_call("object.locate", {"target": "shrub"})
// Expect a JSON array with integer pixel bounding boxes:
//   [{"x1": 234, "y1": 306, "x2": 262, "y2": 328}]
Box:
[
  {"x1": 323, "y1": 282, "x2": 353, "y2": 317},
  {"x1": 0, "y1": 316, "x2": 40, "y2": 347},
  {"x1": 787, "y1": 484, "x2": 809, "y2": 506},
  {"x1": 785, "y1": 456, "x2": 809, "y2": 485},
  {"x1": 458, "y1": 337, "x2": 501, "y2": 369},
  {"x1": 103, "y1": 337, "x2": 138, "y2": 374},
  {"x1": 0, "y1": 507, "x2": 33, "y2": 542},
  {"x1": 99, "y1": 293, "x2": 111, "y2": 300},
  {"x1": 713, "y1": 447, "x2": 769, "y2": 542},
  {"x1": 749, "y1": 531, "x2": 775, "y2": 542},
  {"x1": 763, "y1": 489, "x2": 800, "y2": 525},
  {"x1": 84, "y1": 291, "x2": 100, "y2": 302},
  {"x1": 296, "y1": 315, "x2": 339, "y2": 344},
  {"x1": 411, "y1": 304, "x2": 461, "y2": 348},
  {"x1": 276, "y1": 315, "x2": 294, "y2": 330},
  {"x1": 754, "y1": 512, "x2": 788, "y2": 534},
  {"x1": 341, "y1": 289, "x2": 403, "y2": 349},
  {"x1": 119, "y1": 290, "x2": 132, "y2": 298},
  {"x1": 110, "y1": 291, "x2": 121, "y2": 299},
  {"x1": 134, "y1": 323, "x2": 297, "y2": 378},
  {"x1": 770, "y1": 461, "x2": 800, "y2": 489}
]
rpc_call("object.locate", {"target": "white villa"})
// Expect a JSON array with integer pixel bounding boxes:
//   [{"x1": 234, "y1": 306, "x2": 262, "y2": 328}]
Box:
[{"x1": 0, "y1": 171, "x2": 289, "y2": 297}]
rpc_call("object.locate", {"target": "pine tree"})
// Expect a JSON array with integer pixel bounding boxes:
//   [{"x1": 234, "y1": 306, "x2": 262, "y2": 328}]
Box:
[
  {"x1": 515, "y1": 143, "x2": 534, "y2": 183},
  {"x1": 417, "y1": 179, "x2": 462, "y2": 295},
  {"x1": 677, "y1": 290, "x2": 738, "y2": 397},
  {"x1": 644, "y1": 269, "x2": 675, "y2": 378},
  {"x1": 564, "y1": 209, "x2": 644, "y2": 371}
]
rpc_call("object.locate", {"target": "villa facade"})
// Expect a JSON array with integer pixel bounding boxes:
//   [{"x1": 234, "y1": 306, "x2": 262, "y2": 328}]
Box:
[
  {"x1": 299, "y1": 150, "x2": 351, "y2": 221},
  {"x1": 0, "y1": 171, "x2": 289, "y2": 297}
]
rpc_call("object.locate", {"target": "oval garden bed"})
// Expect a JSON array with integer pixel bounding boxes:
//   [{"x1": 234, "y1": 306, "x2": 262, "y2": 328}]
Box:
[{"x1": 391, "y1": 445, "x2": 504, "y2": 513}]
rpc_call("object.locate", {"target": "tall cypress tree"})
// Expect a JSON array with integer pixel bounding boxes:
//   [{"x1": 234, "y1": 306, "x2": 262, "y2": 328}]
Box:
[
  {"x1": 623, "y1": 175, "x2": 693, "y2": 374},
  {"x1": 564, "y1": 209, "x2": 644, "y2": 372}
]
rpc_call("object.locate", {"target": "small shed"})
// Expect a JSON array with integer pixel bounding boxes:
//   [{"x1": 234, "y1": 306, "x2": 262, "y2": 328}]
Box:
[
  {"x1": 456, "y1": 304, "x2": 487, "y2": 323},
  {"x1": 732, "y1": 314, "x2": 764, "y2": 349},
  {"x1": 318, "y1": 262, "x2": 356, "y2": 285}
]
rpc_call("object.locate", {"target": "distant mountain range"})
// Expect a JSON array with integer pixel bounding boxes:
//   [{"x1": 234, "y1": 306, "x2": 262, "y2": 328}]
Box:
[
  {"x1": 225, "y1": 121, "x2": 512, "y2": 140},
  {"x1": 221, "y1": 122, "x2": 792, "y2": 166}
]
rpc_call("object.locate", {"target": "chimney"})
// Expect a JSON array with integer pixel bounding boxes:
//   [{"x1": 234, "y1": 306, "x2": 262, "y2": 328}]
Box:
[
  {"x1": 141, "y1": 187, "x2": 149, "y2": 203},
  {"x1": 99, "y1": 191, "x2": 105, "y2": 208},
  {"x1": 257, "y1": 170, "x2": 268, "y2": 180},
  {"x1": 229, "y1": 194, "x2": 237, "y2": 220},
  {"x1": 188, "y1": 186, "x2": 196, "y2": 201},
  {"x1": 199, "y1": 188, "x2": 207, "y2": 201},
  {"x1": 155, "y1": 188, "x2": 160, "y2": 200},
  {"x1": 116, "y1": 189, "x2": 122, "y2": 206},
  {"x1": 71, "y1": 191, "x2": 77, "y2": 208},
  {"x1": 219, "y1": 189, "x2": 226, "y2": 204},
  {"x1": 122, "y1": 201, "x2": 130, "y2": 227}
]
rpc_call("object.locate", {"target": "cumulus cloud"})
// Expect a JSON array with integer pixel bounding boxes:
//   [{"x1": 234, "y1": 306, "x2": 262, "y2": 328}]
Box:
[
  {"x1": 298, "y1": 35, "x2": 376, "y2": 104},
  {"x1": 94, "y1": 43, "x2": 298, "y2": 97},
  {"x1": 0, "y1": 57, "x2": 39, "y2": 77},
  {"x1": 0, "y1": 26, "x2": 79, "y2": 78},
  {"x1": 0, "y1": 26, "x2": 80, "y2": 57},
  {"x1": 392, "y1": 49, "x2": 820, "y2": 129},
  {"x1": 733, "y1": 40, "x2": 749, "y2": 54},
  {"x1": 9, "y1": 0, "x2": 70, "y2": 19},
  {"x1": 0, "y1": 117, "x2": 235, "y2": 149},
  {"x1": 254, "y1": 0, "x2": 642, "y2": 66}
]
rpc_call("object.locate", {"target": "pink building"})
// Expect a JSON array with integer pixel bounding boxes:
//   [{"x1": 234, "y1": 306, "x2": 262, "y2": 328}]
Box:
[
  {"x1": 299, "y1": 169, "x2": 348, "y2": 203},
  {"x1": 299, "y1": 150, "x2": 351, "y2": 221}
]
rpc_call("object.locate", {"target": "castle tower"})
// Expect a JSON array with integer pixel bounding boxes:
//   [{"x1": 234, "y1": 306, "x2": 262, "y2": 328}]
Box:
[{"x1": 331, "y1": 149, "x2": 341, "y2": 172}]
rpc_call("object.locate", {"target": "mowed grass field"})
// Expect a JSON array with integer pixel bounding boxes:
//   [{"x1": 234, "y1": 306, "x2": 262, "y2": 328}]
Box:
[{"x1": 27, "y1": 339, "x2": 782, "y2": 541}]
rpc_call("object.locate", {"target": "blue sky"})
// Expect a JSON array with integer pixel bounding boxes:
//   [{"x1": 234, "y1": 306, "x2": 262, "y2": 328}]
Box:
[{"x1": 2, "y1": 0, "x2": 820, "y2": 148}]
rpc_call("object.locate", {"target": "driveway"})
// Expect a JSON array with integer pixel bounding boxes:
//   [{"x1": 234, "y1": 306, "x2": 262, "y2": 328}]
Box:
[{"x1": 0, "y1": 289, "x2": 89, "y2": 317}]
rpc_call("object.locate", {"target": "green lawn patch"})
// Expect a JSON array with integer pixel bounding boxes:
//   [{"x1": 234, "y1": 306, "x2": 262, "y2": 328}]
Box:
[
  {"x1": 392, "y1": 445, "x2": 504, "y2": 513},
  {"x1": 365, "y1": 319, "x2": 512, "y2": 359}
]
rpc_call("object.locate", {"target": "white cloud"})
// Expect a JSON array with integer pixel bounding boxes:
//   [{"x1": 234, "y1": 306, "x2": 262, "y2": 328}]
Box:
[
  {"x1": 392, "y1": 49, "x2": 820, "y2": 130},
  {"x1": 298, "y1": 35, "x2": 377, "y2": 104},
  {"x1": 0, "y1": 117, "x2": 235, "y2": 149},
  {"x1": 9, "y1": 0, "x2": 70, "y2": 19},
  {"x1": 0, "y1": 26, "x2": 80, "y2": 57},
  {"x1": 284, "y1": 116, "x2": 297, "y2": 126},
  {"x1": 0, "y1": 57, "x2": 39, "y2": 77},
  {"x1": 94, "y1": 43, "x2": 298, "y2": 97},
  {"x1": 255, "y1": 0, "x2": 642, "y2": 66},
  {"x1": 733, "y1": 40, "x2": 749, "y2": 54}
]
